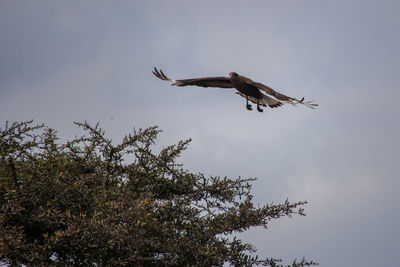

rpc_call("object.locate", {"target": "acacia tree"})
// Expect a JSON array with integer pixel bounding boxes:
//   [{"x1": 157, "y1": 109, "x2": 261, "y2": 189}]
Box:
[{"x1": 0, "y1": 121, "x2": 316, "y2": 266}]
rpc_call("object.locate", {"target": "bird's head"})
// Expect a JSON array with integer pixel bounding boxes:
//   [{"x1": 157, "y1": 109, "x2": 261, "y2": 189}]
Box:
[{"x1": 229, "y1": 72, "x2": 239, "y2": 78}]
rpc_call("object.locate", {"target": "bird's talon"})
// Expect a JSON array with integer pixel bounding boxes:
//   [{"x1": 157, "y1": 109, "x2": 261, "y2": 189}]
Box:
[{"x1": 246, "y1": 104, "x2": 253, "y2": 111}]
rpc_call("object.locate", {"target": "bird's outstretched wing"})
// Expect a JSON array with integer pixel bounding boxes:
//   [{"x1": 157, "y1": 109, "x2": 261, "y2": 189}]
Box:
[
  {"x1": 153, "y1": 67, "x2": 234, "y2": 89},
  {"x1": 245, "y1": 79, "x2": 318, "y2": 109}
]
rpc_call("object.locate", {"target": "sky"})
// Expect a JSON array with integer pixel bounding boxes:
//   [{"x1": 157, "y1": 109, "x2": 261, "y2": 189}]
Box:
[{"x1": 1, "y1": 1, "x2": 400, "y2": 266}]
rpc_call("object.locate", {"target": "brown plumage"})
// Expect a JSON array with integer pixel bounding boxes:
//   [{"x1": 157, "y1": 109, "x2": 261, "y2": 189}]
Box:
[{"x1": 153, "y1": 67, "x2": 318, "y2": 112}]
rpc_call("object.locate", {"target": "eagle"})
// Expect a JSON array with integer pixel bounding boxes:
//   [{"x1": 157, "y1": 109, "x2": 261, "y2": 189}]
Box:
[{"x1": 153, "y1": 67, "x2": 318, "y2": 112}]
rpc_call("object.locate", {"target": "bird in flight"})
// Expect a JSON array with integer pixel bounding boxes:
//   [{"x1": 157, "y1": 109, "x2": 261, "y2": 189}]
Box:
[{"x1": 153, "y1": 67, "x2": 318, "y2": 112}]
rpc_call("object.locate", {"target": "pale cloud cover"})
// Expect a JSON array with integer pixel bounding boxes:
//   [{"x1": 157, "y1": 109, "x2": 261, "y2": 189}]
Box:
[{"x1": 1, "y1": 1, "x2": 400, "y2": 266}]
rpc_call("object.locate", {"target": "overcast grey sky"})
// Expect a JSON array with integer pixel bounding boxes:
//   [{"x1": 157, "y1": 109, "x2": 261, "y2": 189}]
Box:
[{"x1": 1, "y1": 1, "x2": 400, "y2": 266}]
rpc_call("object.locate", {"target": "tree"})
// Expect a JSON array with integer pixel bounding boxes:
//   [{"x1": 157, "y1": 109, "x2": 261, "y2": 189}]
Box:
[{"x1": 0, "y1": 121, "x2": 316, "y2": 266}]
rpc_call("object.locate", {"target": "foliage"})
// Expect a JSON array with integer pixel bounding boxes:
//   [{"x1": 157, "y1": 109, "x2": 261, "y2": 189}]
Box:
[{"x1": 0, "y1": 121, "x2": 316, "y2": 266}]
